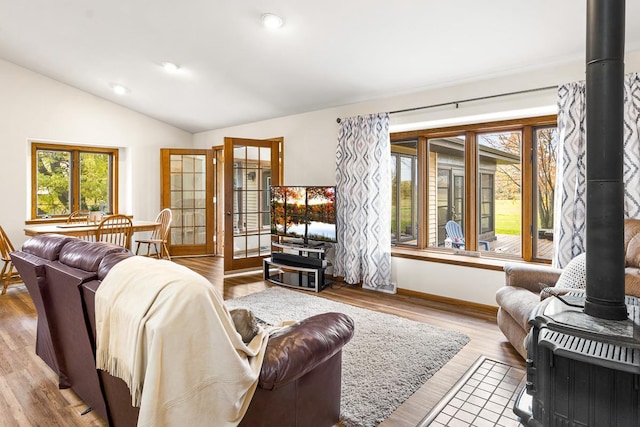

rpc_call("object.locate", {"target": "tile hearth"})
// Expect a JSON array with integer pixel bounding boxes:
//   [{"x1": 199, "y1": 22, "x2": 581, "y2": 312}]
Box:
[{"x1": 424, "y1": 357, "x2": 525, "y2": 427}]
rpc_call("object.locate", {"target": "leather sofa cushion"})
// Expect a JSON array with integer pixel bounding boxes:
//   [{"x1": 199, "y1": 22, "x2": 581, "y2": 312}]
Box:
[
  {"x1": 22, "y1": 234, "x2": 77, "y2": 260},
  {"x1": 495, "y1": 286, "x2": 541, "y2": 332},
  {"x1": 98, "y1": 252, "x2": 134, "y2": 280},
  {"x1": 259, "y1": 312, "x2": 354, "y2": 390},
  {"x1": 625, "y1": 268, "x2": 640, "y2": 298},
  {"x1": 59, "y1": 239, "x2": 128, "y2": 272},
  {"x1": 625, "y1": 219, "x2": 640, "y2": 267}
]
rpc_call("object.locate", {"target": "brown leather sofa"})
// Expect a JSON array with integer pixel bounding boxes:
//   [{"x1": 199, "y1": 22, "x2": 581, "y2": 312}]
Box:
[
  {"x1": 9, "y1": 234, "x2": 77, "y2": 388},
  {"x1": 12, "y1": 235, "x2": 355, "y2": 427},
  {"x1": 496, "y1": 218, "x2": 640, "y2": 359}
]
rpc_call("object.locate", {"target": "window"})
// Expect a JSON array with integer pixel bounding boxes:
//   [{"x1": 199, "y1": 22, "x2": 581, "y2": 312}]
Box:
[
  {"x1": 479, "y1": 173, "x2": 494, "y2": 234},
  {"x1": 31, "y1": 142, "x2": 118, "y2": 219},
  {"x1": 478, "y1": 130, "x2": 522, "y2": 257},
  {"x1": 391, "y1": 141, "x2": 418, "y2": 245},
  {"x1": 391, "y1": 115, "x2": 557, "y2": 262},
  {"x1": 426, "y1": 135, "x2": 466, "y2": 248},
  {"x1": 533, "y1": 126, "x2": 558, "y2": 259}
]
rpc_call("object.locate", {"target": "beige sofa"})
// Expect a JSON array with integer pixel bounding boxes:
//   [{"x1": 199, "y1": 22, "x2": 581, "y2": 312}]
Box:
[{"x1": 496, "y1": 218, "x2": 640, "y2": 359}]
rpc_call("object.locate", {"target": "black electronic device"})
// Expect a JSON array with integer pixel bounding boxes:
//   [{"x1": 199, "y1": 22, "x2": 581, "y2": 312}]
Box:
[{"x1": 271, "y1": 251, "x2": 326, "y2": 267}]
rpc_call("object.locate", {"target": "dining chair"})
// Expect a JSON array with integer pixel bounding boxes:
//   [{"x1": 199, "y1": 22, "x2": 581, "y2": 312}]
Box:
[
  {"x1": 1, "y1": 226, "x2": 23, "y2": 295},
  {"x1": 67, "y1": 210, "x2": 97, "y2": 241},
  {"x1": 67, "y1": 210, "x2": 90, "y2": 224},
  {"x1": 135, "y1": 208, "x2": 172, "y2": 260},
  {"x1": 96, "y1": 215, "x2": 133, "y2": 249}
]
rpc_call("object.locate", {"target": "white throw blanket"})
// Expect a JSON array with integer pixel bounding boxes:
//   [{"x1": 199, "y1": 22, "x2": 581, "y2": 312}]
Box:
[{"x1": 95, "y1": 256, "x2": 269, "y2": 427}]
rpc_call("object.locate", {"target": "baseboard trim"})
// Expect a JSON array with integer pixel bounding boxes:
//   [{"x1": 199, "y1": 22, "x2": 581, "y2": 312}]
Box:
[{"x1": 397, "y1": 288, "x2": 498, "y2": 315}]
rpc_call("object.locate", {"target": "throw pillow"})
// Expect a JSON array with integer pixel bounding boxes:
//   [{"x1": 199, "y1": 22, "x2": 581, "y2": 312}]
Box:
[
  {"x1": 555, "y1": 253, "x2": 587, "y2": 289},
  {"x1": 229, "y1": 307, "x2": 260, "y2": 343}
]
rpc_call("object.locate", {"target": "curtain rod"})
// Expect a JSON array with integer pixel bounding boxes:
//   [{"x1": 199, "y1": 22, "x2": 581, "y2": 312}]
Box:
[{"x1": 335, "y1": 85, "x2": 558, "y2": 123}]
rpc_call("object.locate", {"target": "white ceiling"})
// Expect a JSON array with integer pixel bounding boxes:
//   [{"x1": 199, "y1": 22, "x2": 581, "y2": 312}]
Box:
[{"x1": 1, "y1": 1, "x2": 639, "y2": 133}]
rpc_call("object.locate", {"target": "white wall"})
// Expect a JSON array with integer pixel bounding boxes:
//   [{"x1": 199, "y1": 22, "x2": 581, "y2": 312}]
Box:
[
  {"x1": 391, "y1": 257, "x2": 503, "y2": 306},
  {"x1": 193, "y1": 51, "x2": 640, "y2": 306},
  {"x1": 0, "y1": 59, "x2": 193, "y2": 248}
]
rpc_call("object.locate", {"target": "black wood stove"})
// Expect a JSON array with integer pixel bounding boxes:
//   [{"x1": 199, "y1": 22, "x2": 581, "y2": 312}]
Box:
[
  {"x1": 516, "y1": 292, "x2": 640, "y2": 426},
  {"x1": 514, "y1": 0, "x2": 640, "y2": 425}
]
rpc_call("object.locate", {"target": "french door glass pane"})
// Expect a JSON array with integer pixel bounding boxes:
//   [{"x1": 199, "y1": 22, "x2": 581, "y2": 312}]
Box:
[
  {"x1": 534, "y1": 126, "x2": 558, "y2": 260},
  {"x1": 477, "y1": 131, "x2": 522, "y2": 256},
  {"x1": 169, "y1": 154, "x2": 207, "y2": 247},
  {"x1": 428, "y1": 136, "x2": 465, "y2": 248},
  {"x1": 232, "y1": 144, "x2": 272, "y2": 260}
]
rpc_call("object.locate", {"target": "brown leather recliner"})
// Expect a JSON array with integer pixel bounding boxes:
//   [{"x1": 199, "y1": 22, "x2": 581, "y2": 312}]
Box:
[
  {"x1": 496, "y1": 218, "x2": 640, "y2": 359},
  {"x1": 9, "y1": 233, "x2": 79, "y2": 388},
  {"x1": 12, "y1": 234, "x2": 355, "y2": 427},
  {"x1": 43, "y1": 239, "x2": 130, "y2": 420}
]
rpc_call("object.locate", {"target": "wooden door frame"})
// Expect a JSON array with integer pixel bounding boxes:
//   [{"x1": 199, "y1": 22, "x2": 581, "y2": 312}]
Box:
[
  {"x1": 223, "y1": 137, "x2": 283, "y2": 272},
  {"x1": 160, "y1": 148, "x2": 214, "y2": 256}
]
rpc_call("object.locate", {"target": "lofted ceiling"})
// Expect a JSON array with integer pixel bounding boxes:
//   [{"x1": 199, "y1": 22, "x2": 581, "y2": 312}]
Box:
[{"x1": 1, "y1": 1, "x2": 639, "y2": 133}]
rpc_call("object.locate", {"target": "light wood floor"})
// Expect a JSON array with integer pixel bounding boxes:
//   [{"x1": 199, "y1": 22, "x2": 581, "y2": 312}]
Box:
[{"x1": 0, "y1": 256, "x2": 523, "y2": 427}]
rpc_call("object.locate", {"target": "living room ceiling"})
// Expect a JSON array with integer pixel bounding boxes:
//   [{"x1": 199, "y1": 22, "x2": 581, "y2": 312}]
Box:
[{"x1": 1, "y1": 1, "x2": 639, "y2": 133}]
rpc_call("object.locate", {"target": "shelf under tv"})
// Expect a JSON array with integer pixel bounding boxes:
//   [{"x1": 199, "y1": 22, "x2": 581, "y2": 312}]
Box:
[
  {"x1": 263, "y1": 258, "x2": 328, "y2": 292},
  {"x1": 264, "y1": 240, "x2": 329, "y2": 292}
]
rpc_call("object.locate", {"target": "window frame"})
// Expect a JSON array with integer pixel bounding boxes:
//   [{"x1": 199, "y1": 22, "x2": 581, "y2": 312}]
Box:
[
  {"x1": 30, "y1": 142, "x2": 119, "y2": 220},
  {"x1": 391, "y1": 143, "x2": 419, "y2": 244},
  {"x1": 390, "y1": 114, "x2": 557, "y2": 263}
]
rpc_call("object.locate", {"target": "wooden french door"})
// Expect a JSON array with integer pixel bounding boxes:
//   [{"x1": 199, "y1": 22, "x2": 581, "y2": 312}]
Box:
[
  {"x1": 160, "y1": 149, "x2": 214, "y2": 256},
  {"x1": 223, "y1": 137, "x2": 282, "y2": 272}
]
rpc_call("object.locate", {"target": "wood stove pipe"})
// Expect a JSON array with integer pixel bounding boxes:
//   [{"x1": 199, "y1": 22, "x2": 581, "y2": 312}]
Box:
[{"x1": 584, "y1": 0, "x2": 627, "y2": 320}]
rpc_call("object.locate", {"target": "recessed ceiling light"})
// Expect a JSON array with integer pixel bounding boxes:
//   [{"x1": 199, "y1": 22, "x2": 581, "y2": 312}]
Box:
[
  {"x1": 261, "y1": 13, "x2": 283, "y2": 29},
  {"x1": 110, "y1": 84, "x2": 129, "y2": 95},
  {"x1": 162, "y1": 62, "x2": 180, "y2": 73}
]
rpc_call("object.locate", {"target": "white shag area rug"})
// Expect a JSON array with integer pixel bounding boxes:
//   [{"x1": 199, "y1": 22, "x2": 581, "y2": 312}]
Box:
[{"x1": 225, "y1": 287, "x2": 470, "y2": 427}]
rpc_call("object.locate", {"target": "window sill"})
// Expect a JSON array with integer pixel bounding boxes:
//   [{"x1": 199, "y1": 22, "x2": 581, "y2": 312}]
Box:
[
  {"x1": 391, "y1": 246, "x2": 550, "y2": 271},
  {"x1": 25, "y1": 214, "x2": 130, "y2": 225},
  {"x1": 25, "y1": 218, "x2": 68, "y2": 225}
]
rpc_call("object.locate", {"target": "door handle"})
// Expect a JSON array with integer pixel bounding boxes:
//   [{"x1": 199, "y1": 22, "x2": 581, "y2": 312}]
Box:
[{"x1": 226, "y1": 211, "x2": 232, "y2": 216}]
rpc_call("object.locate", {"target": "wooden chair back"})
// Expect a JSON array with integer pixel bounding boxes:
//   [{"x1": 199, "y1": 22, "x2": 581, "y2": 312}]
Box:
[
  {"x1": 134, "y1": 209, "x2": 173, "y2": 259},
  {"x1": 0, "y1": 226, "x2": 22, "y2": 295},
  {"x1": 67, "y1": 210, "x2": 90, "y2": 224},
  {"x1": 152, "y1": 208, "x2": 172, "y2": 241},
  {"x1": 96, "y1": 215, "x2": 133, "y2": 249},
  {"x1": 67, "y1": 210, "x2": 97, "y2": 241}
]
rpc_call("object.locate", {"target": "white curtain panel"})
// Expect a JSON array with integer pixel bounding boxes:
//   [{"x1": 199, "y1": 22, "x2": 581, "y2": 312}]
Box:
[
  {"x1": 334, "y1": 113, "x2": 394, "y2": 292},
  {"x1": 553, "y1": 73, "x2": 640, "y2": 268}
]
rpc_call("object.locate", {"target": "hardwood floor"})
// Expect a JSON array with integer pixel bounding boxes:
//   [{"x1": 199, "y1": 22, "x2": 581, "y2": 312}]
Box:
[{"x1": 0, "y1": 256, "x2": 523, "y2": 426}]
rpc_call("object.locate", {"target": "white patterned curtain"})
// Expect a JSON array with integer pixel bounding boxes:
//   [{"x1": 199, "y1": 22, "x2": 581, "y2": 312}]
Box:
[
  {"x1": 334, "y1": 113, "x2": 394, "y2": 292},
  {"x1": 553, "y1": 72, "x2": 640, "y2": 268}
]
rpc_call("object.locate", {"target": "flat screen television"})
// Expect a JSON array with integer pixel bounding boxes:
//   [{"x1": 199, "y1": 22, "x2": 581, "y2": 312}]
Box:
[{"x1": 270, "y1": 186, "x2": 336, "y2": 244}]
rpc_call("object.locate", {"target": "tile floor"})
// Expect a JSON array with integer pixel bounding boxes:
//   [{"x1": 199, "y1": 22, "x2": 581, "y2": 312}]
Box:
[{"x1": 426, "y1": 358, "x2": 526, "y2": 427}]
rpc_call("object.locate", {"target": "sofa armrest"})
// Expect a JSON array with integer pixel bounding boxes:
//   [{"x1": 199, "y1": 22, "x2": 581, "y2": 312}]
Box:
[
  {"x1": 259, "y1": 312, "x2": 354, "y2": 390},
  {"x1": 539, "y1": 287, "x2": 575, "y2": 301},
  {"x1": 504, "y1": 262, "x2": 562, "y2": 294}
]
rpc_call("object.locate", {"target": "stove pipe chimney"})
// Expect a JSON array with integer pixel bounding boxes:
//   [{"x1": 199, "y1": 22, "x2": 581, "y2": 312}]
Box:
[{"x1": 584, "y1": 0, "x2": 627, "y2": 320}]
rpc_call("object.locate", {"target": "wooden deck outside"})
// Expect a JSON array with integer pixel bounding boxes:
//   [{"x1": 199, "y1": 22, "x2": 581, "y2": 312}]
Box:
[
  {"x1": 409, "y1": 233, "x2": 555, "y2": 260},
  {"x1": 488, "y1": 234, "x2": 554, "y2": 259}
]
